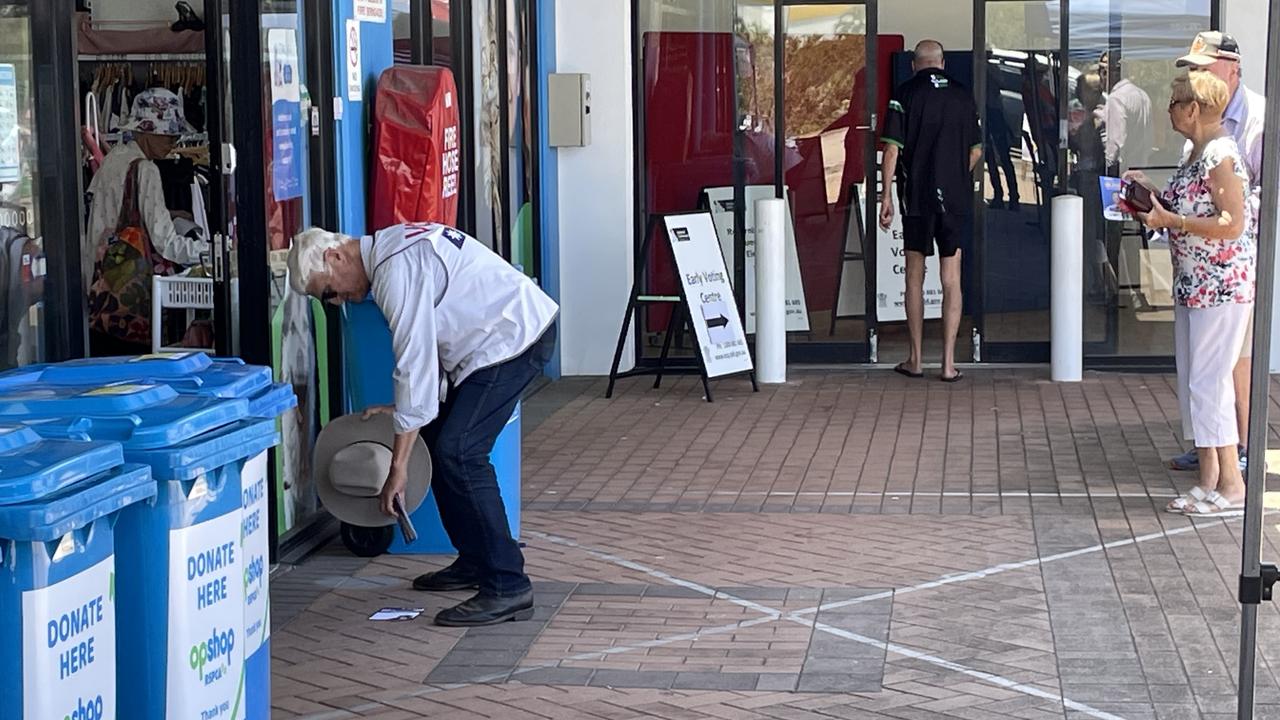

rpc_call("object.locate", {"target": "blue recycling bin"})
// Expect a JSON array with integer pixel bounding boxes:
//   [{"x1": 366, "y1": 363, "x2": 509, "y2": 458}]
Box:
[
  {"x1": 0, "y1": 379, "x2": 275, "y2": 720},
  {"x1": 0, "y1": 424, "x2": 155, "y2": 720},
  {"x1": 24, "y1": 353, "x2": 295, "y2": 720},
  {"x1": 341, "y1": 299, "x2": 523, "y2": 555}
]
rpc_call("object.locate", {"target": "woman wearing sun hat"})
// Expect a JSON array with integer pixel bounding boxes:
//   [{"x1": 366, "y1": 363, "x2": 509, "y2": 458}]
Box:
[{"x1": 84, "y1": 87, "x2": 210, "y2": 355}]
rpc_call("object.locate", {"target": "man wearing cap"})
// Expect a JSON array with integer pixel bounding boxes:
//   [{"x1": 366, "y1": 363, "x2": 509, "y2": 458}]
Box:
[
  {"x1": 290, "y1": 222, "x2": 558, "y2": 626},
  {"x1": 1167, "y1": 31, "x2": 1267, "y2": 473}
]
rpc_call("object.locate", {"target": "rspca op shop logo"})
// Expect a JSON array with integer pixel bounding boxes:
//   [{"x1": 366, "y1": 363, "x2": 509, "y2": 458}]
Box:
[
  {"x1": 64, "y1": 694, "x2": 104, "y2": 720},
  {"x1": 189, "y1": 626, "x2": 236, "y2": 679}
]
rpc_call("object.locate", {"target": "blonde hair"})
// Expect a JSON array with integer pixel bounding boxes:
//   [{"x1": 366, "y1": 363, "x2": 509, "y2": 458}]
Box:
[{"x1": 1172, "y1": 72, "x2": 1231, "y2": 118}]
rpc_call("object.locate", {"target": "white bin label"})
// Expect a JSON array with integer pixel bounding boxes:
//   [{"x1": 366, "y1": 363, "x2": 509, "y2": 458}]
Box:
[
  {"x1": 166, "y1": 512, "x2": 245, "y2": 720},
  {"x1": 22, "y1": 557, "x2": 117, "y2": 720},
  {"x1": 242, "y1": 451, "x2": 270, "y2": 657}
]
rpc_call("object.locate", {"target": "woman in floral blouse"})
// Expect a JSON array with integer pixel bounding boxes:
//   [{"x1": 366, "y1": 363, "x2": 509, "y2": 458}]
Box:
[{"x1": 1125, "y1": 71, "x2": 1254, "y2": 517}]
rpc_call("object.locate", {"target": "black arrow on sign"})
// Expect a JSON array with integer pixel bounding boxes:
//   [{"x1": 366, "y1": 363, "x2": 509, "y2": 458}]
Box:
[{"x1": 706, "y1": 315, "x2": 729, "y2": 329}]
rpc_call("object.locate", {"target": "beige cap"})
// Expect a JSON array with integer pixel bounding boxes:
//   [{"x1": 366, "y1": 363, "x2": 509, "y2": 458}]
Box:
[{"x1": 1177, "y1": 31, "x2": 1242, "y2": 68}]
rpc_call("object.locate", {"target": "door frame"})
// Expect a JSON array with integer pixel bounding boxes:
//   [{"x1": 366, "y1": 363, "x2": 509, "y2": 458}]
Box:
[
  {"x1": 765, "y1": 0, "x2": 879, "y2": 364},
  {"x1": 969, "y1": 0, "x2": 1068, "y2": 363}
]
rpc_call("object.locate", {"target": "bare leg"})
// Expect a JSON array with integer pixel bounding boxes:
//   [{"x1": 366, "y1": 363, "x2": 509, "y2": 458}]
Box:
[
  {"x1": 1234, "y1": 356, "x2": 1250, "y2": 456},
  {"x1": 904, "y1": 251, "x2": 926, "y2": 374},
  {"x1": 1217, "y1": 444, "x2": 1246, "y2": 500},
  {"x1": 1196, "y1": 446, "x2": 1220, "y2": 494},
  {"x1": 940, "y1": 251, "x2": 964, "y2": 379}
]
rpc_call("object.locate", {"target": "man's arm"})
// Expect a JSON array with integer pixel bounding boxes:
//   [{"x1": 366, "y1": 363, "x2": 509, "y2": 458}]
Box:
[
  {"x1": 370, "y1": 252, "x2": 442, "y2": 517},
  {"x1": 967, "y1": 102, "x2": 983, "y2": 172},
  {"x1": 879, "y1": 144, "x2": 900, "y2": 230},
  {"x1": 1104, "y1": 97, "x2": 1126, "y2": 168},
  {"x1": 880, "y1": 97, "x2": 906, "y2": 229}
]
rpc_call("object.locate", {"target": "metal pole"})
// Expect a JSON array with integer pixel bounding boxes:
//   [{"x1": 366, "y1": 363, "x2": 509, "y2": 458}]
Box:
[{"x1": 1237, "y1": 3, "x2": 1280, "y2": 717}]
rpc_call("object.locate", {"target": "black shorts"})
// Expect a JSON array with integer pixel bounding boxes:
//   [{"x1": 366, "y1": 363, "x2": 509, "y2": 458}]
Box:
[{"x1": 902, "y1": 213, "x2": 972, "y2": 258}]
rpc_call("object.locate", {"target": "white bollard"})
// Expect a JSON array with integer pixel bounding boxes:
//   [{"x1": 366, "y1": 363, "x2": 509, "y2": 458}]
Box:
[
  {"x1": 1051, "y1": 194, "x2": 1084, "y2": 382},
  {"x1": 756, "y1": 198, "x2": 787, "y2": 384}
]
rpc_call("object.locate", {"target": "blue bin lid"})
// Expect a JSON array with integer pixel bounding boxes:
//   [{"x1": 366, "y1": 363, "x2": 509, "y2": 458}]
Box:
[
  {"x1": 0, "y1": 463, "x2": 155, "y2": 542},
  {"x1": 0, "y1": 366, "x2": 44, "y2": 392},
  {"x1": 0, "y1": 425, "x2": 124, "y2": 505},
  {"x1": 40, "y1": 352, "x2": 212, "y2": 380},
  {"x1": 38, "y1": 354, "x2": 273, "y2": 401},
  {"x1": 248, "y1": 383, "x2": 297, "y2": 419},
  {"x1": 126, "y1": 418, "x2": 279, "y2": 481},
  {"x1": 0, "y1": 382, "x2": 250, "y2": 450}
]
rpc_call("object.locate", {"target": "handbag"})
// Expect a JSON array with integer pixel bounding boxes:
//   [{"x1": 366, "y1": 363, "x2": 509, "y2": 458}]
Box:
[{"x1": 87, "y1": 159, "x2": 177, "y2": 346}]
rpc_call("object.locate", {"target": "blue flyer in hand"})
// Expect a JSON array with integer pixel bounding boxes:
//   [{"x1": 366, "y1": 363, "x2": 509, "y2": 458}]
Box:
[{"x1": 1100, "y1": 176, "x2": 1125, "y2": 221}]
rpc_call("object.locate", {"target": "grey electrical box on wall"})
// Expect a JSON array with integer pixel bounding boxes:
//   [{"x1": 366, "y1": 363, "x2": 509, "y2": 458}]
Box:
[{"x1": 548, "y1": 73, "x2": 591, "y2": 147}]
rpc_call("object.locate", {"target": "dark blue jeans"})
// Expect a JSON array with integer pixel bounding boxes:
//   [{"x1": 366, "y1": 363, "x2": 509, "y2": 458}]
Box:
[{"x1": 422, "y1": 324, "x2": 555, "y2": 597}]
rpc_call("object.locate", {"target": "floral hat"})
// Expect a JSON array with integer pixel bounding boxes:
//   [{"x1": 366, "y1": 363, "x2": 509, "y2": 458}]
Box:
[{"x1": 122, "y1": 88, "x2": 194, "y2": 137}]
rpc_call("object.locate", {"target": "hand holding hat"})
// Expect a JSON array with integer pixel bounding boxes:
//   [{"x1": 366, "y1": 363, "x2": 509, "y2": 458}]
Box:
[{"x1": 314, "y1": 411, "x2": 432, "y2": 528}]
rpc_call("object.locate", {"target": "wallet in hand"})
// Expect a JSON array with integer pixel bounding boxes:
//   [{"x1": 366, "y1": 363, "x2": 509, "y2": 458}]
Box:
[{"x1": 1121, "y1": 180, "x2": 1171, "y2": 214}]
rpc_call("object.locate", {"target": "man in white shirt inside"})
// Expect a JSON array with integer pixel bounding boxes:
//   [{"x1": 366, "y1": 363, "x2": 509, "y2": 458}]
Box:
[{"x1": 289, "y1": 222, "x2": 558, "y2": 626}]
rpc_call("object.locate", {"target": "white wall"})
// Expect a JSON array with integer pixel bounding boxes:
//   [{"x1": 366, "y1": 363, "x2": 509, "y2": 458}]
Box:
[
  {"x1": 555, "y1": 0, "x2": 635, "y2": 375},
  {"x1": 89, "y1": 0, "x2": 194, "y2": 25},
  {"x1": 1226, "y1": 0, "x2": 1268, "y2": 90},
  {"x1": 881, "y1": 0, "x2": 974, "y2": 51}
]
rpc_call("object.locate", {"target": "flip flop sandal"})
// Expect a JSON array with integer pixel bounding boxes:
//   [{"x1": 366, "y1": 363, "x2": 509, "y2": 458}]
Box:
[
  {"x1": 1182, "y1": 490, "x2": 1245, "y2": 518},
  {"x1": 941, "y1": 371, "x2": 964, "y2": 383},
  {"x1": 894, "y1": 363, "x2": 923, "y2": 379},
  {"x1": 1165, "y1": 485, "x2": 1209, "y2": 513}
]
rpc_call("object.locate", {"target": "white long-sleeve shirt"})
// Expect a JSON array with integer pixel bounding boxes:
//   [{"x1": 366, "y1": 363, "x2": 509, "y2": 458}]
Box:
[
  {"x1": 83, "y1": 142, "x2": 207, "y2": 289},
  {"x1": 363, "y1": 223, "x2": 559, "y2": 434},
  {"x1": 1103, "y1": 79, "x2": 1153, "y2": 170}
]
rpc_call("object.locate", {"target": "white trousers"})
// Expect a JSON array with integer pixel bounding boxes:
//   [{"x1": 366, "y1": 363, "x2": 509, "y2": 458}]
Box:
[{"x1": 1175, "y1": 302, "x2": 1253, "y2": 448}]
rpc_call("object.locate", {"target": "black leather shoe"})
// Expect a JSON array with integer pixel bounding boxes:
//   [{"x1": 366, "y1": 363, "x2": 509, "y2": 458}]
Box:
[
  {"x1": 434, "y1": 590, "x2": 534, "y2": 627},
  {"x1": 412, "y1": 564, "x2": 481, "y2": 592}
]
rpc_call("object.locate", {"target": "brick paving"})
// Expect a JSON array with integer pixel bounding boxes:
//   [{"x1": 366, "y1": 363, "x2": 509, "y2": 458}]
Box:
[{"x1": 271, "y1": 369, "x2": 1280, "y2": 719}]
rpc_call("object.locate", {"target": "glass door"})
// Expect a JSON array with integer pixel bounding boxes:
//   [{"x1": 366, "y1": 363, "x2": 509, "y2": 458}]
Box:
[
  {"x1": 204, "y1": 0, "x2": 237, "y2": 357},
  {"x1": 972, "y1": 0, "x2": 1067, "y2": 362},
  {"x1": 735, "y1": 0, "x2": 877, "y2": 363}
]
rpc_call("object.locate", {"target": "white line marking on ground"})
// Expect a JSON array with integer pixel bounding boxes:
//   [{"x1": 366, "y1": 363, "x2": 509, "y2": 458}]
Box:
[
  {"x1": 790, "y1": 521, "x2": 1214, "y2": 617},
  {"x1": 529, "y1": 531, "x2": 1128, "y2": 720},
  {"x1": 793, "y1": 615, "x2": 1125, "y2": 720},
  {"x1": 296, "y1": 519, "x2": 1233, "y2": 720}
]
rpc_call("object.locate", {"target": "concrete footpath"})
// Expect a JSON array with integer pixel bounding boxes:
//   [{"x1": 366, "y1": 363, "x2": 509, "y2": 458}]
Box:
[{"x1": 270, "y1": 369, "x2": 1280, "y2": 719}]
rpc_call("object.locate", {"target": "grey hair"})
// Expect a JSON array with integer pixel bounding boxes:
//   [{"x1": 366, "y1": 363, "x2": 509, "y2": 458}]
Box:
[{"x1": 288, "y1": 227, "x2": 351, "y2": 295}]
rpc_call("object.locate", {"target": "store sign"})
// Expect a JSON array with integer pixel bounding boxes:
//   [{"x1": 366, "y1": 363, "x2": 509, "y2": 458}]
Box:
[
  {"x1": 165, "y1": 511, "x2": 244, "y2": 719},
  {"x1": 345, "y1": 19, "x2": 362, "y2": 103},
  {"x1": 664, "y1": 213, "x2": 754, "y2": 378},
  {"x1": 0, "y1": 64, "x2": 19, "y2": 184},
  {"x1": 859, "y1": 184, "x2": 942, "y2": 323},
  {"x1": 704, "y1": 186, "x2": 810, "y2": 334},
  {"x1": 354, "y1": 0, "x2": 387, "y2": 23},
  {"x1": 241, "y1": 453, "x2": 270, "y2": 660},
  {"x1": 22, "y1": 557, "x2": 117, "y2": 720},
  {"x1": 268, "y1": 29, "x2": 303, "y2": 202}
]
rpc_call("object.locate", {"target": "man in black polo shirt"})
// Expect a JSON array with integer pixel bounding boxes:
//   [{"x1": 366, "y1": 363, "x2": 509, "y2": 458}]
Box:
[{"x1": 879, "y1": 40, "x2": 982, "y2": 383}]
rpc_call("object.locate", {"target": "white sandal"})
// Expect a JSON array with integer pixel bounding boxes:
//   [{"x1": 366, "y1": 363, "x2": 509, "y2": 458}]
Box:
[
  {"x1": 1181, "y1": 490, "x2": 1244, "y2": 518},
  {"x1": 1166, "y1": 486, "x2": 1210, "y2": 513}
]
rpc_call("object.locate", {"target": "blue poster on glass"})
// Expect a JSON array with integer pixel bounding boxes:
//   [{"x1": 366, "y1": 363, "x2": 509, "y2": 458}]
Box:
[
  {"x1": 0, "y1": 64, "x2": 19, "y2": 184},
  {"x1": 268, "y1": 29, "x2": 303, "y2": 201}
]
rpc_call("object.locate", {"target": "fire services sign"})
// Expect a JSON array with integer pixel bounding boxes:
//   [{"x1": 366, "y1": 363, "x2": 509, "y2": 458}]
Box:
[{"x1": 354, "y1": 0, "x2": 387, "y2": 23}]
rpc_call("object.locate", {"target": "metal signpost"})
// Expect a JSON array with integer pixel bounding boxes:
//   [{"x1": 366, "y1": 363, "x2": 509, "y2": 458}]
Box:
[{"x1": 1238, "y1": 3, "x2": 1280, "y2": 717}]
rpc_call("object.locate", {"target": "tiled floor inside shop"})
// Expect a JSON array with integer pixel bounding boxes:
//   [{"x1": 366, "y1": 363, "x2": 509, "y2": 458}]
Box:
[{"x1": 270, "y1": 369, "x2": 1280, "y2": 719}]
